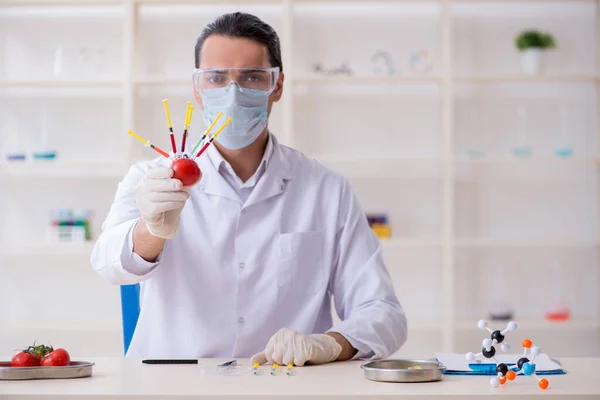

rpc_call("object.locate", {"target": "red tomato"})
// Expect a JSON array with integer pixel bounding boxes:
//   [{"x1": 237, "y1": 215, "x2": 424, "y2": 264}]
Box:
[
  {"x1": 11, "y1": 351, "x2": 42, "y2": 367},
  {"x1": 172, "y1": 158, "x2": 201, "y2": 187},
  {"x1": 41, "y1": 348, "x2": 70, "y2": 367}
]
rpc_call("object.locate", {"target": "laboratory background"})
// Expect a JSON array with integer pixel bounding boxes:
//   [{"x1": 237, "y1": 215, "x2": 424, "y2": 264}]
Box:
[{"x1": 0, "y1": 0, "x2": 598, "y2": 360}]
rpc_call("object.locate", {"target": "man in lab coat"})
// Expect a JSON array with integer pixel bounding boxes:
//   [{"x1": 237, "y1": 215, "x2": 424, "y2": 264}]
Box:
[{"x1": 92, "y1": 12, "x2": 407, "y2": 365}]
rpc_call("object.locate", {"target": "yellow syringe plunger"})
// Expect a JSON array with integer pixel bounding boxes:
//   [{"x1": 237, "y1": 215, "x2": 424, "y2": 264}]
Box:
[
  {"x1": 253, "y1": 363, "x2": 259, "y2": 369},
  {"x1": 210, "y1": 116, "x2": 232, "y2": 141},
  {"x1": 127, "y1": 130, "x2": 149, "y2": 146},
  {"x1": 184, "y1": 102, "x2": 192, "y2": 127},
  {"x1": 287, "y1": 364, "x2": 293, "y2": 369},
  {"x1": 205, "y1": 111, "x2": 223, "y2": 136},
  {"x1": 273, "y1": 364, "x2": 279, "y2": 369},
  {"x1": 162, "y1": 99, "x2": 173, "y2": 128},
  {"x1": 127, "y1": 130, "x2": 170, "y2": 158},
  {"x1": 186, "y1": 106, "x2": 195, "y2": 127}
]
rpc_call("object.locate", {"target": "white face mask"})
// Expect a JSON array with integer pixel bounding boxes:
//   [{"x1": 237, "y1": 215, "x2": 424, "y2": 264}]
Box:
[{"x1": 201, "y1": 84, "x2": 269, "y2": 150}]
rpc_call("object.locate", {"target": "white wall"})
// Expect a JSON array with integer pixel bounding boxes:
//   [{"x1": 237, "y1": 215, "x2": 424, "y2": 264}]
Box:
[{"x1": 0, "y1": 0, "x2": 598, "y2": 359}]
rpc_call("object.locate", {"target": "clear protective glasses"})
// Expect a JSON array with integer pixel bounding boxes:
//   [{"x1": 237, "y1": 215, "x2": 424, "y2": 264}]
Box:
[{"x1": 193, "y1": 67, "x2": 280, "y2": 98}]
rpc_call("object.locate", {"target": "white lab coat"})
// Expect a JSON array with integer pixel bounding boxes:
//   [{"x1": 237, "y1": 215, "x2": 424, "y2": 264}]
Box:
[{"x1": 91, "y1": 134, "x2": 407, "y2": 359}]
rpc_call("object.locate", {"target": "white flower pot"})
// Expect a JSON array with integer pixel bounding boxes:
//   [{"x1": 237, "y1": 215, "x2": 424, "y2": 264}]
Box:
[{"x1": 521, "y1": 48, "x2": 544, "y2": 75}]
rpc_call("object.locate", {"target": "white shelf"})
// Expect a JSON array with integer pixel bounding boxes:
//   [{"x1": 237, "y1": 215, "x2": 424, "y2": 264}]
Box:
[
  {"x1": 0, "y1": 0, "x2": 124, "y2": 6},
  {"x1": 137, "y1": 0, "x2": 282, "y2": 4},
  {"x1": 0, "y1": 80, "x2": 122, "y2": 88},
  {"x1": 5, "y1": 323, "x2": 120, "y2": 333},
  {"x1": 454, "y1": 155, "x2": 594, "y2": 164},
  {"x1": 0, "y1": 162, "x2": 129, "y2": 179},
  {"x1": 453, "y1": 0, "x2": 595, "y2": 3},
  {"x1": 0, "y1": 243, "x2": 95, "y2": 257},
  {"x1": 134, "y1": 77, "x2": 189, "y2": 86},
  {"x1": 456, "y1": 319, "x2": 600, "y2": 331},
  {"x1": 294, "y1": 75, "x2": 442, "y2": 84},
  {"x1": 312, "y1": 154, "x2": 440, "y2": 179},
  {"x1": 454, "y1": 75, "x2": 598, "y2": 83},
  {"x1": 455, "y1": 238, "x2": 598, "y2": 248},
  {"x1": 294, "y1": 0, "x2": 440, "y2": 3}
]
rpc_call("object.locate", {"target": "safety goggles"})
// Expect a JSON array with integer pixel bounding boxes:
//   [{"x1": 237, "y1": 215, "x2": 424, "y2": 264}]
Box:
[{"x1": 193, "y1": 67, "x2": 280, "y2": 98}]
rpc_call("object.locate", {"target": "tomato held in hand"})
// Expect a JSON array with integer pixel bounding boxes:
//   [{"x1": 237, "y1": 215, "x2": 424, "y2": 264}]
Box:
[
  {"x1": 41, "y1": 348, "x2": 70, "y2": 367},
  {"x1": 171, "y1": 158, "x2": 201, "y2": 187},
  {"x1": 11, "y1": 351, "x2": 42, "y2": 367}
]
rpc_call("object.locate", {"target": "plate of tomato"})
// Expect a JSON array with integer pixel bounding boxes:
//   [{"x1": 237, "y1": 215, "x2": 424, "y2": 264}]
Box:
[{"x1": 0, "y1": 343, "x2": 94, "y2": 380}]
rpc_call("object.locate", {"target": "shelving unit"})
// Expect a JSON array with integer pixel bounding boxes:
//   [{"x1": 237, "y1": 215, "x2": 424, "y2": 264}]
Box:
[
  {"x1": 455, "y1": 319, "x2": 600, "y2": 331},
  {"x1": 0, "y1": 0, "x2": 598, "y2": 358},
  {"x1": 0, "y1": 80, "x2": 123, "y2": 87},
  {"x1": 0, "y1": 162, "x2": 129, "y2": 178},
  {"x1": 0, "y1": 242, "x2": 96, "y2": 257},
  {"x1": 454, "y1": 75, "x2": 599, "y2": 83}
]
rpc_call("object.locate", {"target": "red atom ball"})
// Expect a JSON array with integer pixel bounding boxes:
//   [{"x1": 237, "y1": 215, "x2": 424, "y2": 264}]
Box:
[{"x1": 172, "y1": 158, "x2": 201, "y2": 187}]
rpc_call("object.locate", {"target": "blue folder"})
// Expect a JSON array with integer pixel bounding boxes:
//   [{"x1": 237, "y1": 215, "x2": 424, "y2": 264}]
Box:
[{"x1": 441, "y1": 361, "x2": 566, "y2": 376}]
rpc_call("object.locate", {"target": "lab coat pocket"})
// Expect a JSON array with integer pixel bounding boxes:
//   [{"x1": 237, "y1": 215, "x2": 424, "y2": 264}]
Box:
[{"x1": 277, "y1": 231, "x2": 327, "y2": 297}]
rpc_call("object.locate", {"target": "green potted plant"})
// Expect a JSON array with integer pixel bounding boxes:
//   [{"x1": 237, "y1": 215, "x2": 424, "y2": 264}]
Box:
[{"x1": 515, "y1": 30, "x2": 557, "y2": 75}]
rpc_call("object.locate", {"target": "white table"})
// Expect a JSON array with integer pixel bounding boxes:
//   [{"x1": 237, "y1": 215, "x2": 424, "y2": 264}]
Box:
[{"x1": 1, "y1": 358, "x2": 599, "y2": 399}]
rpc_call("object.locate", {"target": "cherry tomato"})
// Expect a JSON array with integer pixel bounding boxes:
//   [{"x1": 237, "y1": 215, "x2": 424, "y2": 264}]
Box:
[
  {"x1": 172, "y1": 158, "x2": 201, "y2": 187},
  {"x1": 11, "y1": 351, "x2": 42, "y2": 367},
  {"x1": 41, "y1": 348, "x2": 70, "y2": 367}
]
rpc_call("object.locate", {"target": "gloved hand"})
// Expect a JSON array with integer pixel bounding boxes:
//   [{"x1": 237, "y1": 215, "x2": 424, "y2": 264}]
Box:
[
  {"x1": 135, "y1": 166, "x2": 192, "y2": 239},
  {"x1": 250, "y1": 328, "x2": 342, "y2": 366}
]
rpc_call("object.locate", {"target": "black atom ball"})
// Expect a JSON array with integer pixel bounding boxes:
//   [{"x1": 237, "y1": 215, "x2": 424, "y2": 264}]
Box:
[
  {"x1": 491, "y1": 330, "x2": 505, "y2": 344},
  {"x1": 482, "y1": 346, "x2": 496, "y2": 358},
  {"x1": 496, "y1": 363, "x2": 509, "y2": 376},
  {"x1": 517, "y1": 357, "x2": 530, "y2": 370}
]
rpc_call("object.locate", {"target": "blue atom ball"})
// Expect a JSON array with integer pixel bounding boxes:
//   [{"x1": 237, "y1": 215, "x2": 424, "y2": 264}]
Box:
[{"x1": 522, "y1": 362, "x2": 536, "y2": 376}]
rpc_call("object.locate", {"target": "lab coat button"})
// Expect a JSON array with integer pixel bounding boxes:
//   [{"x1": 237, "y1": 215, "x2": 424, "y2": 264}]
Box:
[
  {"x1": 241, "y1": 209, "x2": 246, "y2": 214},
  {"x1": 238, "y1": 317, "x2": 245, "y2": 324},
  {"x1": 239, "y1": 263, "x2": 245, "y2": 269}
]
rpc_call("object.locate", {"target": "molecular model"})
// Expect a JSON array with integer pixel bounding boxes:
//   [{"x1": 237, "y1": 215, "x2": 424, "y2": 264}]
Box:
[{"x1": 465, "y1": 320, "x2": 549, "y2": 390}]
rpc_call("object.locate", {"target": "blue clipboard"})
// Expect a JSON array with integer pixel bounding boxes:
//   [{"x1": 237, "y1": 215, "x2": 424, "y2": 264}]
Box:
[{"x1": 440, "y1": 360, "x2": 566, "y2": 376}]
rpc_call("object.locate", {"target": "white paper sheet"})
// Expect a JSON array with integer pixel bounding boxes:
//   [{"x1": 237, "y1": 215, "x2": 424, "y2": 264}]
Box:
[{"x1": 435, "y1": 353, "x2": 563, "y2": 372}]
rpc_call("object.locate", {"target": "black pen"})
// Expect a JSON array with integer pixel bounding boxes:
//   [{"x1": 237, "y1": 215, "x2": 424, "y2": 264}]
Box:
[{"x1": 142, "y1": 359, "x2": 198, "y2": 364}]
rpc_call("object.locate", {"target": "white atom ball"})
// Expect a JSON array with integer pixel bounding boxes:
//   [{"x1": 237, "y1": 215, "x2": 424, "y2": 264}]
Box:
[{"x1": 482, "y1": 338, "x2": 493, "y2": 349}]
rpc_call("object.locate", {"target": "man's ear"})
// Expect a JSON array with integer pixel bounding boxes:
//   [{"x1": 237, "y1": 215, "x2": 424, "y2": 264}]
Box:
[{"x1": 272, "y1": 72, "x2": 284, "y2": 102}]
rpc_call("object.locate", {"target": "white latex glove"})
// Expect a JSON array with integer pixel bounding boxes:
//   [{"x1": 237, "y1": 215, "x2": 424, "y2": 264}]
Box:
[
  {"x1": 250, "y1": 328, "x2": 342, "y2": 366},
  {"x1": 135, "y1": 166, "x2": 191, "y2": 239}
]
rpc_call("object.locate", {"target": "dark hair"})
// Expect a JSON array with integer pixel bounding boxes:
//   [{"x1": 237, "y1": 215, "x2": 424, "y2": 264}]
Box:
[{"x1": 195, "y1": 12, "x2": 283, "y2": 72}]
